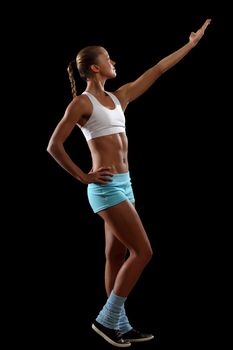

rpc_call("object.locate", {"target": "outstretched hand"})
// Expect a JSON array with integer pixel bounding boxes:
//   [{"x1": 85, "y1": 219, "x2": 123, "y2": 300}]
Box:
[{"x1": 189, "y1": 19, "x2": 211, "y2": 47}]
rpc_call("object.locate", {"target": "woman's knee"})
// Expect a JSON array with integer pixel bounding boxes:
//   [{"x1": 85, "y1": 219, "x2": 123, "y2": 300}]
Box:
[
  {"x1": 105, "y1": 245, "x2": 127, "y2": 263},
  {"x1": 145, "y1": 245, "x2": 153, "y2": 263},
  {"x1": 131, "y1": 244, "x2": 153, "y2": 264}
]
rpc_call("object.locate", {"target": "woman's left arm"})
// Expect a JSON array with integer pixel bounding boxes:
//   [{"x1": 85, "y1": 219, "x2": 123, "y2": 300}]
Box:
[{"x1": 115, "y1": 19, "x2": 211, "y2": 105}]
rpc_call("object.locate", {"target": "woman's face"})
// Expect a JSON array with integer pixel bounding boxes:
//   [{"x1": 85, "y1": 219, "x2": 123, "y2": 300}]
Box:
[{"x1": 95, "y1": 49, "x2": 117, "y2": 79}]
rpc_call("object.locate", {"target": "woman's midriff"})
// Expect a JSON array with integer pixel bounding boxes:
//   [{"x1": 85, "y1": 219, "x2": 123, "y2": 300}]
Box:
[{"x1": 87, "y1": 132, "x2": 129, "y2": 173}]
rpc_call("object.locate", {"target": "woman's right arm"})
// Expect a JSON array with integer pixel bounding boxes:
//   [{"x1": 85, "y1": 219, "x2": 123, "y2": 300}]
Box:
[
  {"x1": 47, "y1": 96, "x2": 114, "y2": 184},
  {"x1": 47, "y1": 96, "x2": 89, "y2": 183}
]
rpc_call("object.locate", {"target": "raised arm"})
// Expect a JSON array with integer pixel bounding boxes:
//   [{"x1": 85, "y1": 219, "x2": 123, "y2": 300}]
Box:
[{"x1": 115, "y1": 19, "x2": 211, "y2": 106}]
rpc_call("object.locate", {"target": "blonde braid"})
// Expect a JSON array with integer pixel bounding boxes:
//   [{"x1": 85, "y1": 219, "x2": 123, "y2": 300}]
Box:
[{"x1": 67, "y1": 61, "x2": 77, "y2": 99}]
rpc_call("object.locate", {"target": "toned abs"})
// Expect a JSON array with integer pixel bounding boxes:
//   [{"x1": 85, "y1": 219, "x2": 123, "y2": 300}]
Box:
[{"x1": 88, "y1": 132, "x2": 128, "y2": 173}]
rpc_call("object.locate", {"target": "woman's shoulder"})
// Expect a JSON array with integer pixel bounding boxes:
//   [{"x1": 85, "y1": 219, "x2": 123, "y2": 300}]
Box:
[
  {"x1": 67, "y1": 93, "x2": 92, "y2": 109},
  {"x1": 108, "y1": 90, "x2": 128, "y2": 112},
  {"x1": 64, "y1": 93, "x2": 93, "y2": 118},
  {"x1": 106, "y1": 91, "x2": 121, "y2": 104}
]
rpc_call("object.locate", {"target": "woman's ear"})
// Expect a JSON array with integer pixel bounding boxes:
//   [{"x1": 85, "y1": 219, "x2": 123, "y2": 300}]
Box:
[{"x1": 90, "y1": 64, "x2": 100, "y2": 73}]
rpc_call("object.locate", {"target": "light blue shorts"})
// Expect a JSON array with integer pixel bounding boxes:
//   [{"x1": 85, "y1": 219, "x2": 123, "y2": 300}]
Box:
[{"x1": 87, "y1": 172, "x2": 135, "y2": 213}]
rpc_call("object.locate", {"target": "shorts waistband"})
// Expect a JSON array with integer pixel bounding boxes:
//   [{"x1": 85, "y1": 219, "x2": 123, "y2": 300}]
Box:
[
  {"x1": 88, "y1": 171, "x2": 131, "y2": 188},
  {"x1": 111, "y1": 172, "x2": 130, "y2": 178}
]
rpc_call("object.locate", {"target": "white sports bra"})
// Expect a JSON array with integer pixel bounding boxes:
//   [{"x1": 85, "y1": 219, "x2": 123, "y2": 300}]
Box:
[{"x1": 80, "y1": 91, "x2": 126, "y2": 141}]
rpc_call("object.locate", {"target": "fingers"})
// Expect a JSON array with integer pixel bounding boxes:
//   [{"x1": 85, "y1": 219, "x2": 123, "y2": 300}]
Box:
[
  {"x1": 97, "y1": 167, "x2": 114, "y2": 178},
  {"x1": 98, "y1": 170, "x2": 114, "y2": 183},
  {"x1": 189, "y1": 18, "x2": 211, "y2": 45},
  {"x1": 89, "y1": 167, "x2": 114, "y2": 184},
  {"x1": 98, "y1": 166, "x2": 113, "y2": 172},
  {"x1": 202, "y1": 18, "x2": 211, "y2": 32},
  {"x1": 96, "y1": 178, "x2": 112, "y2": 184},
  {"x1": 94, "y1": 174, "x2": 113, "y2": 184}
]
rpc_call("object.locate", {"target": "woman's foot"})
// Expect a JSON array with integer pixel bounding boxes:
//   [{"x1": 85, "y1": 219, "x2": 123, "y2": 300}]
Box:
[
  {"x1": 92, "y1": 320, "x2": 131, "y2": 347},
  {"x1": 121, "y1": 328, "x2": 154, "y2": 342}
]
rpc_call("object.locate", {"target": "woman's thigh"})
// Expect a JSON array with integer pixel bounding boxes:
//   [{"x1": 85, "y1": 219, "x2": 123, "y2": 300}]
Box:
[{"x1": 98, "y1": 200, "x2": 152, "y2": 254}]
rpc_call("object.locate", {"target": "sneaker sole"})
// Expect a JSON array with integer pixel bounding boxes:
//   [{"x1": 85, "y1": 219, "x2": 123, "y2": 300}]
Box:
[
  {"x1": 126, "y1": 335, "x2": 154, "y2": 343},
  {"x1": 92, "y1": 323, "x2": 131, "y2": 348}
]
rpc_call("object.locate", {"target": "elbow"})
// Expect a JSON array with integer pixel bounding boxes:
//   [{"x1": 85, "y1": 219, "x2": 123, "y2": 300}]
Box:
[
  {"x1": 46, "y1": 140, "x2": 53, "y2": 155},
  {"x1": 156, "y1": 63, "x2": 165, "y2": 75},
  {"x1": 47, "y1": 139, "x2": 59, "y2": 157}
]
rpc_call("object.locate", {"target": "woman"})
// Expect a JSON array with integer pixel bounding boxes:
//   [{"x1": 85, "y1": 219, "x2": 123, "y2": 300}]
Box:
[{"x1": 47, "y1": 19, "x2": 211, "y2": 347}]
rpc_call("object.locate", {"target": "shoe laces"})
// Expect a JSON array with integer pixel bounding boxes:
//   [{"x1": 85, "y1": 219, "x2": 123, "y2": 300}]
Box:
[{"x1": 115, "y1": 329, "x2": 123, "y2": 339}]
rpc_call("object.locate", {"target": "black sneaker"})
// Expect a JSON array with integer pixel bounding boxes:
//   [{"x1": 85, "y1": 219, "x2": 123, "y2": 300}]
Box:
[
  {"x1": 121, "y1": 328, "x2": 154, "y2": 342},
  {"x1": 92, "y1": 320, "x2": 131, "y2": 347}
]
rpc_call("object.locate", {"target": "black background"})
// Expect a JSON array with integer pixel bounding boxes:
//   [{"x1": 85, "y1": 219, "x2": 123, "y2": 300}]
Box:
[{"x1": 12, "y1": 8, "x2": 228, "y2": 349}]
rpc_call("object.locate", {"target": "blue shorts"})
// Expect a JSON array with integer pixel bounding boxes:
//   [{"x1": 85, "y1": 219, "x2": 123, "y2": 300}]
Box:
[{"x1": 87, "y1": 172, "x2": 135, "y2": 213}]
